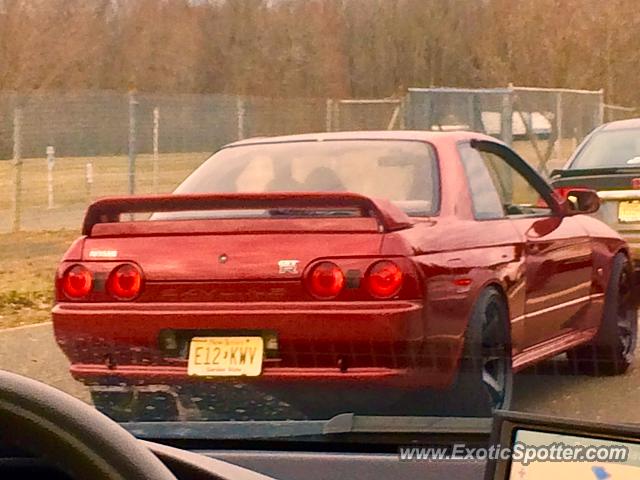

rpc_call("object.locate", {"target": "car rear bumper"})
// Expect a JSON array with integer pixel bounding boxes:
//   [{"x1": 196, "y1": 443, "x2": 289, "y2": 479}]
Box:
[
  {"x1": 597, "y1": 191, "x2": 640, "y2": 266},
  {"x1": 53, "y1": 301, "x2": 461, "y2": 389},
  {"x1": 69, "y1": 364, "x2": 454, "y2": 389}
]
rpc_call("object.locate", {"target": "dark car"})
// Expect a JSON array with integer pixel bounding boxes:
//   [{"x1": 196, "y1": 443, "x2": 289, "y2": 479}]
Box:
[{"x1": 551, "y1": 118, "x2": 640, "y2": 270}]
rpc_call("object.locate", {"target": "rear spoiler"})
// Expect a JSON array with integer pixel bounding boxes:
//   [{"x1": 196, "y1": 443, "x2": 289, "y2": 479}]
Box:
[{"x1": 82, "y1": 192, "x2": 413, "y2": 236}]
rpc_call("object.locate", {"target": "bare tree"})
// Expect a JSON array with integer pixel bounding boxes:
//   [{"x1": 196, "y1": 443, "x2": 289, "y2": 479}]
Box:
[{"x1": 0, "y1": 0, "x2": 638, "y2": 108}]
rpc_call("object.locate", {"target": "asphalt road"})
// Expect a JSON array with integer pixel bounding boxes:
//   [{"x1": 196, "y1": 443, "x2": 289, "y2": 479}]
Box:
[
  {"x1": 0, "y1": 322, "x2": 639, "y2": 425},
  {"x1": 0, "y1": 322, "x2": 90, "y2": 403}
]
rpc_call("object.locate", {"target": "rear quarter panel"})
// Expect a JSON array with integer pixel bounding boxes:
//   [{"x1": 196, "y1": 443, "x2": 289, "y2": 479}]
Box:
[
  {"x1": 573, "y1": 213, "x2": 629, "y2": 294},
  {"x1": 391, "y1": 137, "x2": 527, "y2": 355},
  {"x1": 387, "y1": 218, "x2": 526, "y2": 355}
]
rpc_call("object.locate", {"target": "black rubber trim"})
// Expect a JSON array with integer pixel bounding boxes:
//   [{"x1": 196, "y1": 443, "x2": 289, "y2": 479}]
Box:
[{"x1": 469, "y1": 139, "x2": 560, "y2": 214}]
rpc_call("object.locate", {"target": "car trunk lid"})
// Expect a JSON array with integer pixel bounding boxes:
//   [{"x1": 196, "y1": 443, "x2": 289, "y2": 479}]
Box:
[{"x1": 80, "y1": 192, "x2": 412, "y2": 282}]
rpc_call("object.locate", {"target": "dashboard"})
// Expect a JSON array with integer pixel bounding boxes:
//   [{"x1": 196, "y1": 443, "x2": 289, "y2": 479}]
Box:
[{"x1": 0, "y1": 446, "x2": 487, "y2": 480}]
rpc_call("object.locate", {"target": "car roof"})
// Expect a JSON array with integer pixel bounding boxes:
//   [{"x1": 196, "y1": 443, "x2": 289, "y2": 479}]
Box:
[
  {"x1": 224, "y1": 130, "x2": 500, "y2": 148},
  {"x1": 600, "y1": 118, "x2": 640, "y2": 131}
]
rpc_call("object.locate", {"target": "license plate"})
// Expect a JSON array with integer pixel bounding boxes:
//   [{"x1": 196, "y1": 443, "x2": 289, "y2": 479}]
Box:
[
  {"x1": 187, "y1": 337, "x2": 264, "y2": 377},
  {"x1": 619, "y1": 201, "x2": 640, "y2": 223}
]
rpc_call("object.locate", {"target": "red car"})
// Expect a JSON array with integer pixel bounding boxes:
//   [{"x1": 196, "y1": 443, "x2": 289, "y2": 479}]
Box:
[{"x1": 53, "y1": 131, "x2": 636, "y2": 419}]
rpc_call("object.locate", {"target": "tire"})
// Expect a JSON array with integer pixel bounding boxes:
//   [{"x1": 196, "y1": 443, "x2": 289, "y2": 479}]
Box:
[
  {"x1": 455, "y1": 287, "x2": 513, "y2": 413},
  {"x1": 568, "y1": 253, "x2": 637, "y2": 376}
]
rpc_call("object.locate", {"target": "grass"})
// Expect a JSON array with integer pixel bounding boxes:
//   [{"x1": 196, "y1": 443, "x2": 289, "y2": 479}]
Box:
[
  {"x1": 0, "y1": 152, "x2": 210, "y2": 232},
  {"x1": 0, "y1": 151, "x2": 211, "y2": 327},
  {"x1": 0, "y1": 230, "x2": 79, "y2": 328}
]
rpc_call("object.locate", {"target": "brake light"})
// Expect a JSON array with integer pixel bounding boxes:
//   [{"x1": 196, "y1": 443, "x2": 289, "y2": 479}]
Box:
[
  {"x1": 365, "y1": 260, "x2": 403, "y2": 298},
  {"x1": 106, "y1": 264, "x2": 143, "y2": 300},
  {"x1": 307, "y1": 262, "x2": 345, "y2": 299},
  {"x1": 61, "y1": 264, "x2": 93, "y2": 299}
]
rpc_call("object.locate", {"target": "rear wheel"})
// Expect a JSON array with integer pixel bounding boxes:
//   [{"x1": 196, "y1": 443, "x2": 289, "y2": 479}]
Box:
[
  {"x1": 455, "y1": 287, "x2": 513, "y2": 413},
  {"x1": 568, "y1": 254, "x2": 637, "y2": 376}
]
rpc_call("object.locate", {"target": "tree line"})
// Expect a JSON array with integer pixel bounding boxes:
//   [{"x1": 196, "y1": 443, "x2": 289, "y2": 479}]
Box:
[{"x1": 0, "y1": 0, "x2": 638, "y2": 107}]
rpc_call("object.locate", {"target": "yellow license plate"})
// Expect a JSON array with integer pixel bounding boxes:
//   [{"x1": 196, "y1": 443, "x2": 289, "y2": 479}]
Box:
[
  {"x1": 188, "y1": 337, "x2": 264, "y2": 377},
  {"x1": 619, "y1": 201, "x2": 640, "y2": 223}
]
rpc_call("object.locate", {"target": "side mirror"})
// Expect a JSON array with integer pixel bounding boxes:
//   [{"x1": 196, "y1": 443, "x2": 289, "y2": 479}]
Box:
[{"x1": 555, "y1": 188, "x2": 600, "y2": 215}]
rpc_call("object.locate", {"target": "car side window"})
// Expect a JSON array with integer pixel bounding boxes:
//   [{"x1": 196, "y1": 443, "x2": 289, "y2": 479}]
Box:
[
  {"x1": 460, "y1": 143, "x2": 553, "y2": 218},
  {"x1": 459, "y1": 143, "x2": 505, "y2": 220},
  {"x1": 481, "y1": 150, "x2": 553, "y2": 217}
]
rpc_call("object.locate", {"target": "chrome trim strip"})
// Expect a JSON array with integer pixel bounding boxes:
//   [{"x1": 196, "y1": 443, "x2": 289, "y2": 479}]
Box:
[
  {"x1": 511, "y1": 293, "x2": 603, "y2": 322},
  {"x1": 598, "y1": 190, "x2": 640, "y2": 200}
]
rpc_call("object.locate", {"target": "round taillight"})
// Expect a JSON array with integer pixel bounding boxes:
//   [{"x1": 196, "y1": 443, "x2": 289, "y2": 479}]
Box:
[
  {"x1": 307, "y1": 262, "x2": 345, "y2": 299},
  {"x1": 366, "y1": 260, "x2": 403, "y2": 298},
  {"x1": 62, "y1": 264, "x2": 93, "y2": 299},
  {"x1": 107, "y1": 264, "x2": 143, "y2": 300}
]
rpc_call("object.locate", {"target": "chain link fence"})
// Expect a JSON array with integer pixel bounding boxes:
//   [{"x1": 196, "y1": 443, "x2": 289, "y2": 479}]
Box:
[
  {"x1": 0, "y1": 86, "x2": 608, "y2": 232},
  {"x1": 407, "y1": 86, "x2": 605, "y2": 174}
]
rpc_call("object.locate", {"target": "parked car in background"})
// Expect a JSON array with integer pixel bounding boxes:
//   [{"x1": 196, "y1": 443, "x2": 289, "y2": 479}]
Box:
[{"x1": 550, "y1": 118, "x2": 640, "y2": 275}]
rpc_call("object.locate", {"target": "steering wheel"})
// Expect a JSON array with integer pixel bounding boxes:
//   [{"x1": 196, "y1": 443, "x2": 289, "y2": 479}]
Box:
[{"x1": 0, "y1": 369, "x2": 177, "y2": 480}]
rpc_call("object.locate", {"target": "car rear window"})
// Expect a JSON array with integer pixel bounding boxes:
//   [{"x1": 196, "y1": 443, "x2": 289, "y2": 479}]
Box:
[{"x1": 172, "y1": 140, "x2": 439, "y2": 217}]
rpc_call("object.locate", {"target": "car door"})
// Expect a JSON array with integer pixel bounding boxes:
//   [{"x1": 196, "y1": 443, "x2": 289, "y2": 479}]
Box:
[{"x1": 467, "y1": 141, "x2": 594, "y2": 349}]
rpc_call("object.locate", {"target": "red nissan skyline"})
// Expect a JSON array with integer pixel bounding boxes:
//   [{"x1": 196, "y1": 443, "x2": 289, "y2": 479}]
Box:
[{"x1": 52, "y1": 131, "x2": 637, "y2": 418}]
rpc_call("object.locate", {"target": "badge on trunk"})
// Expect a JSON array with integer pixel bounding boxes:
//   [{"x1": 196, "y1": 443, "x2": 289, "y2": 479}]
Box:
[{"x1": 278, "y1": 259, "x2": 300, "y2": 275}]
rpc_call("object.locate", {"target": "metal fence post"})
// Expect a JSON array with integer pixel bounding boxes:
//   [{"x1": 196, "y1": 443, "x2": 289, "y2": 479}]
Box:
[
  {"x1": 153, "y1": 106, "x2": 160, "y2": 192},
  {"x1": 11, "y1": 104, "x2": 23, "y2": 232},
  {"x1": 86, "y1": 162, "x2": 94, "y2": 201},
  {"x1": 325, "y1": 99, "x2": 334, "y2": 132},
  {"x1": 46, "y1": 146, "x2": 55, "y2": 209},
  {"x1": 501, "y1": 87, "x2": 513, "y2": 146},
  {"x1": 333, "y1": 100, "x2": 341, "y2": 131},
  {"x1": 554, "y1": 92, "x2": 563, "y2": 161},
  {"x1": 127, "y1": 90, "x2": 138, "y2": 196},
  {"x1": 469, "y1": 94, "x2": 483, "y2": 132},
  {"x1": 467, "y1": 94, "x2": 475, "y2": 131},
  {"x1": 236, "y1": 97, "x2": 246, "y2": 140},
  {"x1": 597, "y1": 88, "x2": 605, "y2": 125},
  {"x1": 500, "y1": 87, "x2": 514, "y2": 199},
  {"x1": 423, "y1": 92, "x2": 432, "y2": 130}
]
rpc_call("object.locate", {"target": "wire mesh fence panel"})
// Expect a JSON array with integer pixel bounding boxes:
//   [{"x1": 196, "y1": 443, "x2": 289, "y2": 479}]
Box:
[
  {"x1": 2, "y1": 91, "x2": 129, "y2": 159},
  {"x1": 136, "y1": 93, "x2": 239, "y2": 154},
  {"x1": 406, "y1": 88, "x2": 513, "y2": 138},
  {"x1": 604, "y1": 104, "x2": 639, "y2": 123},
  {"x1": 0, "y1": 95, "x2": 17, "y2": 161},
  {"x1": 512, "y1": 88, "x2": 603, "y2": 173},
  {"x1": 245, "y1": 96, "x2": 327, "y2": 138},
  {"x1": 0, "y1": 87, "x2": 606, "y2": 233},
  {"x1": 330, "y1": 100, "x2": 404, "y2": 131},
  {"x1": 406, "y1": 86, "x2": 604, "y2": 173}
]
